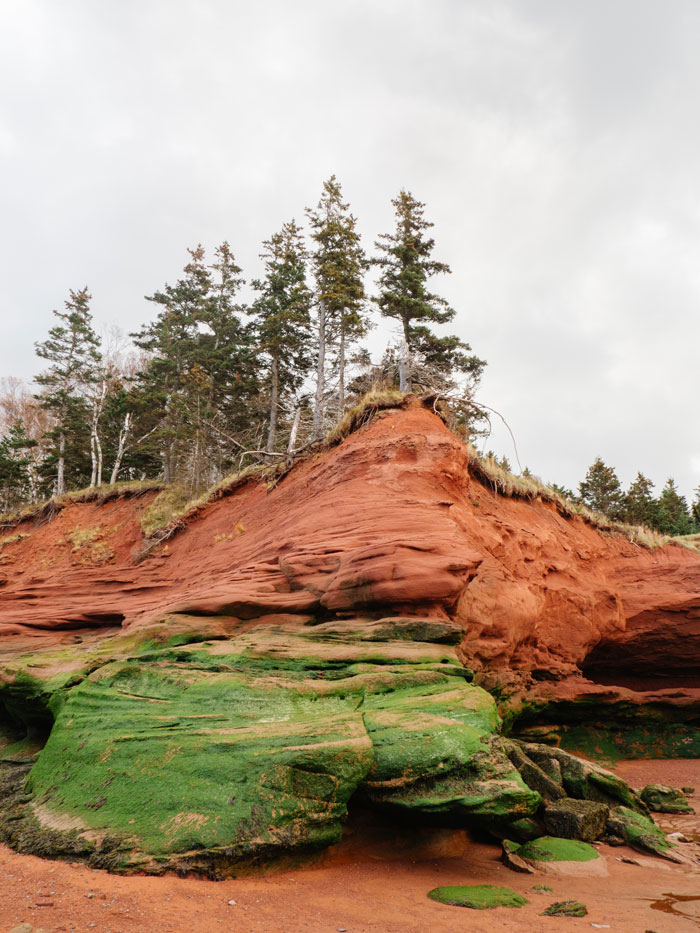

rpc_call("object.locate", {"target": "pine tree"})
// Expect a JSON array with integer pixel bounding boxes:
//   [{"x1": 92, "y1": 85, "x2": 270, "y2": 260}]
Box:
[
  {"x1": 0, "y1": 419, "x2": 35, "y2": 510},
  {"x1": 251, "y1": 220, "x2": 313, "y2": 453},
  {"x1": 34, "y1": 288, "x2": 101, "y2": 495},
  {"x1": 372, "y1": 190, "x2": 485, "y2": 392},
  {"x1": 307, "y1": 176, "x2": 368, "y2": 433},
  {"x1": 578, "y1": 457, "x2": 624, "y2": 518},
  {"x1": 133, "y1": 245, "x2": 257, "y2": 487},
  {"x1": 622, "y1": 472, "x2": 657, "y2": 527},
  {"x1": 656, "y1": 478, "x2": 694, "y2": 536},
  {"x1": 692, "y1": 487, "x2": 700, "y2": 529}
]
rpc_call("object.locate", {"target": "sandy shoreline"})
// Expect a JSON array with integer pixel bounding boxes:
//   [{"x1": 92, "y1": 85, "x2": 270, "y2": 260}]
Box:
[{"x1": 1, "y1": 758, "x2": 698, "y2": 933}]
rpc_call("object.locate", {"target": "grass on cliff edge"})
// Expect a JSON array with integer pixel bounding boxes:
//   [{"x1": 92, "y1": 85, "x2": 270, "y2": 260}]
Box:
[{"x1": 0, "y1": 480, "x2": 165, "y2": 531}]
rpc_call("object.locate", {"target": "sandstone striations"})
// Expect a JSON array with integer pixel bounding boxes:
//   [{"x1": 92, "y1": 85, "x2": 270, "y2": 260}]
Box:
[{"x1": 0, "y1": 397, "x2": 698, "y2": 871}]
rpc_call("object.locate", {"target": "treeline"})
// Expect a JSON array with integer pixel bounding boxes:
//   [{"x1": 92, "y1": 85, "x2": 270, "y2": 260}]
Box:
[
  {"x1": 0, "y1": 178, "x2": 485, "y2": 510},
  {"x1": 577, "y1": 458, "x2": 699, "y2": 536},
  {"x1": 488, "y1": 452, "x2": 700, "y2": 537}
]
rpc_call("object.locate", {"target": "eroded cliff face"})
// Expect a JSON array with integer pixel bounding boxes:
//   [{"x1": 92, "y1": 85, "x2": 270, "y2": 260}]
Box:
[
  {"x1": 0, "y1": 399, "x2": 698, "y2": 870},
  {"x1": 2, "y1": 401, "x2": 698, "y2": 679}
]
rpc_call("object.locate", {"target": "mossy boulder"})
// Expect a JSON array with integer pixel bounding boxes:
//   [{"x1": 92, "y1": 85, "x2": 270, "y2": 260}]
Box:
[
  {"x1": 543, "y1": 799, "x2": 609, "y2": 843},
  {"x1": 516, "y1": 836, "x2": 600, "y2": 863},
  {"x1": 428, "y1": 884, "x2": 528, "y2": 909},
  {"x1": 2, "y1": 619, "x2": 540, "y2": 873},
  {"x1": 641, "y1": 783, "x2": 694, "y2": 814},
  {"x1": 605, "y1": 806, "x2": 677, "y2": 860},
  {"x1": 515, "y1": 741, "x2": 645, "y2": 813}
]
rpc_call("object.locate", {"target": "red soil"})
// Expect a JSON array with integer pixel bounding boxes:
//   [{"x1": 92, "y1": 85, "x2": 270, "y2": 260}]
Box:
[{"x1": 1, "y1": 759, "x2": 698, "y2": 933}]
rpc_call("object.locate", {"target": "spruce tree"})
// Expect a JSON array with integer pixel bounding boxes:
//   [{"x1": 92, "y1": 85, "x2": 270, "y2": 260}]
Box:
[
  {"x1": 578, "y1": 457, "x2": 624, "y2": 518},
  {"x1": 372, "y1": 190, "x2": 484, "y2": 392},
  {"x1": 133, "y1": 245, "x2": 256, "y2": 487},
  {"x1": 656, "y1": 478, "x2": 694, "y2": 536},
  {"x1": 307, "y1": 176, "x2": 368, "y2": 433},
  {"x1": 34, "y1": 288, "x2": 101, "y2": 495},
  {"x1": 0, "y1": 419, "x2": 35, "y2": 510},
  {"x1": 622, "y1": 472, "x2": 656, "y2": 527},
  {"x1": 251, "y1": 220, "x2": 313, "y2": 453}
]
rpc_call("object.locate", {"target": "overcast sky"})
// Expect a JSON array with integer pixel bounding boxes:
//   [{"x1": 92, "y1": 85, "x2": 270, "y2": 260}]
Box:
[{"x1": 1, "y1": 0, "x2": 698, "y2": 499}]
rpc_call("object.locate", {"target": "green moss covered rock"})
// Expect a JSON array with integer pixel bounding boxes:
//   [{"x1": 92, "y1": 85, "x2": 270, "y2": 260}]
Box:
[
  {"x1": 428, "y1": 884, "x2": 528, "y2": 909},
  {"x1": 516, "y1": 836, "x2": 600, "y2": 863},
  {"x1": 2, "y1": 619, "x2": 540, "y2": 872},
  {"x1": 641, "y1": 783, "x2": 694, "y2": 814},
  {"x1": 543, "y1": 798, "x2": 609, "y2": 843},
  {"x1": 606, "y1": 806, "x2": 676, "y2": 860}
]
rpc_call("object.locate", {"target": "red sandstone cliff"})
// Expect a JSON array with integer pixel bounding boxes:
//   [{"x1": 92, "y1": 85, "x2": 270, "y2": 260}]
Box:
[{"x1": 1, "y1": 401, "x2": 699, "y2": 709}]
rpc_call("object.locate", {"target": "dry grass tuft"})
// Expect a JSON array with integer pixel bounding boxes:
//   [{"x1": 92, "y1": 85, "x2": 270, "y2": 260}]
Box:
[{"x1": 324, "y1": 389, "x2": 407, "y2": 446}]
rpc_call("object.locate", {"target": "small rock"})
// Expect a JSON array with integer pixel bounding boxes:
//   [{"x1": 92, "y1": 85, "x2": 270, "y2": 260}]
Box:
[
  {"x1": 681, "y1": 786, "x2": 695, "y2": 795},
  {"x1": 227, "y1": 899, "x2": 237, "y2": 906},
  {"x1": 9, "y1": 924, "x2": 33, "y2": 933},
  {"x1": 590, "y1": 925, "x2": 611, "y2": 929},
  {"x1": 667, "y1": 831, "x2": 690, "y2": 843},
  {"x1": 501, "y1": 840, "x2": 536, "y2": 874},
  {"x1": 616, "y1": 856, "x2": 641, "y2": 865},
  {"x1": 338, "y1": 928, "x2": 348, "y2": 932},
  {"x1": 86, "y1": 892, "x2": 96, "y2": 898}
]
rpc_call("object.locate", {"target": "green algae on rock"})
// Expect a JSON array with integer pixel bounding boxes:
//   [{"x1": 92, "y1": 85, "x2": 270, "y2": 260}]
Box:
[
  {"x1": 515, "y1": 836, "x2": 600, "y2": 863},
  {"x1": 605, "y1": 806, "x2": 676, "y2": 860},
  {"x1": 641, "y1": 783, "x2": 694, "y2": 814},
  {"x1": 427, "y1": 884, "x2": 529, "y2": 909},
  {"x1": 543, "y1": 798, "x2": 609, "y2": 843},
  {"x1": 5, "y1": 620, "x2": 540, "y2": 873}
]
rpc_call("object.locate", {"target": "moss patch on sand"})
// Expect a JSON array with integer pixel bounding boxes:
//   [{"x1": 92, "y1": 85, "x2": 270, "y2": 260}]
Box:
[{"x1": 428, "y1": 884, "x2": 528, "y2": 909}]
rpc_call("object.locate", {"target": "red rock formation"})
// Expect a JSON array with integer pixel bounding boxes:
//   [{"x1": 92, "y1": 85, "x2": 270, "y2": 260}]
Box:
[{"x1": 1, "y1": 400, "x2": 699, "y2": 717}]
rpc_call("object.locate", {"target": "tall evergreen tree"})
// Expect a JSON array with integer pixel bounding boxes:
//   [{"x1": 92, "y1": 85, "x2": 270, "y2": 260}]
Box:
[
  {"x1": 132, "y1": 245, "x2": 256, "y2": 487},
  {"x1": 372, "y1": 190, "x2": 484, "y2": 392},
  {"x1": 251, "y1": 220, "x2": 313, "y2": 453},
  {"x1": 622, "y1": 471, "x2": 657, "y2": 527},
  {"x1": 307, "y1": 176, "x2": 368, "y2": 433},
  {"x1": 692, "y1": 486, "x2": 700, "y2": 529},
  {"x1": 578, "y1": 457, "x2": 624, "y2": 518},
  {"x1": 0, "y1": 419, "x2": 35, "y2": 510},
  {"x1": 656, "y1": 478, "x2": 694, "y2": 536},
  {"x1": 34, "y1": 288, "x2": 101, "y2": 495}
]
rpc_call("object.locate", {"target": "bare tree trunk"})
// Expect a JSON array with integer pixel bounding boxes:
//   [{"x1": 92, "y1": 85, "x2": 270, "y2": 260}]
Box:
[
  {"x1": 56, "y1": 431, "x2": 66, "y2": 496},
  {"x1": 90, "y1": 433, "x2": 98, "y2": 488},
  {"x1": 338, "y1": 325, "x2": 345, "y2": 418},
  {"x1": 96, "y1": 432, "x2": 103, "y2": 487},
  {"x1": 398, "y1": 340, "x2": 411, "y2": 393},
  {"x1": 313, "y1": 301, "x2": 326, "y2": 439},
  {"x1": 266, "y1": 356, "x2": 279, "y2": 454},
  {"x1": 287, "y1": 407, "x2": 301, "y2": 455},
  {"x1": 109, "y1": 412, "x2": 132, "y2": 485},
  {"x1": 89, "y1": 379, "x2": 107, "y2": 488}
]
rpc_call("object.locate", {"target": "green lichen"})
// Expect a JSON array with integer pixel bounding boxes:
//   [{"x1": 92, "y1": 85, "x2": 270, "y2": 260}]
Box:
[{"x1": 428, "y1": 884, "x2": 529, "y2": 909}]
